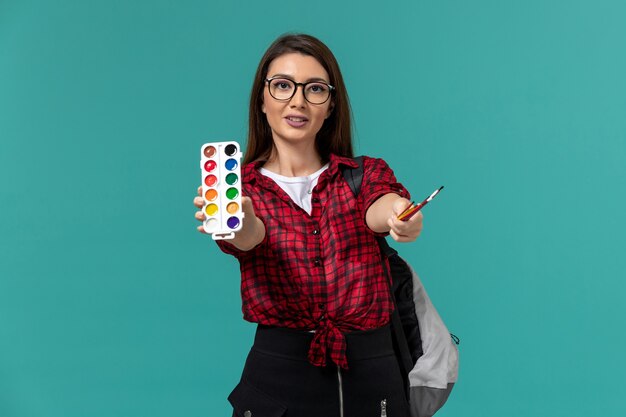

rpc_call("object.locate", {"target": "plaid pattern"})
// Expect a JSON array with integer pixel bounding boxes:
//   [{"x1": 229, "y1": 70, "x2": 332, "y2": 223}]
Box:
[{"x1": 217, "y1": 154, "x2": 410, "y2": 369}]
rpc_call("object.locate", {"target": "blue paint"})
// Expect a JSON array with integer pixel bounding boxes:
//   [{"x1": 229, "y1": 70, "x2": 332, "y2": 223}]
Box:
[{"x1": 225, "y1": 158, "x2": 238, "y2": 171}]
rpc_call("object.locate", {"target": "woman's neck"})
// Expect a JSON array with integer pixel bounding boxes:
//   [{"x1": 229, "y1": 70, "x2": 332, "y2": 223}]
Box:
[{"x1": 263, "y1": 141, "x2": 324, "y2": 177}]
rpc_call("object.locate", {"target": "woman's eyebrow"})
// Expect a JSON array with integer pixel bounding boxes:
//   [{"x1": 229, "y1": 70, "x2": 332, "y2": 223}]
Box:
[{"x1": 269, "y1": 73, "x2": 329, "y2": 83}]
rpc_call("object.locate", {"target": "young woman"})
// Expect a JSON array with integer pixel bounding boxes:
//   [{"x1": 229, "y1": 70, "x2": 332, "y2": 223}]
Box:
[{"x1": 194, "y1": 33, "x2": 423, "y2": 417}]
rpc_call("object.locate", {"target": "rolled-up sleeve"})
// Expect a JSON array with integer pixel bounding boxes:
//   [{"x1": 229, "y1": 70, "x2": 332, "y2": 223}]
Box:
[
  {"x1": 214, "y1": 215, "x2": 268, "y2": 259},
  {"x1": 359, "y1": 156, "x2": 410, "y2": 235}
]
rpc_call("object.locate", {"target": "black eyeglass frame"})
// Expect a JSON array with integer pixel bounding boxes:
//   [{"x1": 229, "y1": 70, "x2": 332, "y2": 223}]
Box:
[{"x1": 264, "y1": 76, "x2": 335, "y2": 104}]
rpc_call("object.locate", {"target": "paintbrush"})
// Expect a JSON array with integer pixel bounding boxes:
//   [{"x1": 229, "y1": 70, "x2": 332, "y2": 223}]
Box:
[{"x1": 397, "y1": 186, "x2": 444, "y2": 221}]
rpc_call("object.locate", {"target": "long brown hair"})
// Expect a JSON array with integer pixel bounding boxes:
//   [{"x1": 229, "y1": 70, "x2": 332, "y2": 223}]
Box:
[{"x1": 244, "y1": 33, "x2": 353, "y2": 165}]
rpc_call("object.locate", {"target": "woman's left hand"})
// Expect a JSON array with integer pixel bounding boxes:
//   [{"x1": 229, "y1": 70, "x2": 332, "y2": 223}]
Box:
[{"x1": 387, "y1": 198, "x2": 423, "y2": 243}]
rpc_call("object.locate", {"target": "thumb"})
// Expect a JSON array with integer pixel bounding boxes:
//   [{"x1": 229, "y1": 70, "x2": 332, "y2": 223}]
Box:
[
  {"x1": 241, "y1": 196, "x2": 256, "y2": 217},
  {"x1": 392, "y1": 198, "x2": 412, "y2": 216}
]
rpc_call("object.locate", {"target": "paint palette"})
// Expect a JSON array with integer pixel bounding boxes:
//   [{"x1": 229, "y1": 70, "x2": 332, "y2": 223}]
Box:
[{"x1": 200, "y1": 141, "x2": 244, "y2": 240}]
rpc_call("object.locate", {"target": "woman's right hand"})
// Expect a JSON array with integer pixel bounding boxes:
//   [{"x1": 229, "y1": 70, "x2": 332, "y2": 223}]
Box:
[
  {"x1": 193, "y1": 186, "x2": 209, "y2": 234},
  {"x1": 194, "y1": 186, "x2": 266, "y2": 250}
]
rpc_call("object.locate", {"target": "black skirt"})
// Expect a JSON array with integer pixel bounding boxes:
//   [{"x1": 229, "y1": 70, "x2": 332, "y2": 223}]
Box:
[{"x1": 228, "y1": 324, "x2": 410, "y2": 417}]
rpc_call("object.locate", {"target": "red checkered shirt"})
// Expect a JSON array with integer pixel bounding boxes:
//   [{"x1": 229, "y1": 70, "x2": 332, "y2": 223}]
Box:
[{"x1": 217, "y1": 154, "x2": 410, "y2": 369}]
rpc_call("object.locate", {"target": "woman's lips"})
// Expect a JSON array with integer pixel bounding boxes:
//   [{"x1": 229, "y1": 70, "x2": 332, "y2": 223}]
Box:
[{"x1": 285, "y1": 116, "x2": 308, "y2": 128}]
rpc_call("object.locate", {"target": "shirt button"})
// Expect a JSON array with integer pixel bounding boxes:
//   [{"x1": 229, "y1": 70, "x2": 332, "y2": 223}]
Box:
[
  {"x1": 318, "y1": 303, "x2": 325, "y2": 310},
  {"x1": 312, "y1": 197, "x2": 320, "y2": 203},
  {"x1": 312, "y1": 229, "x2": 319, "y2": 235},
  {"x1": 244, "y1": 411, "x2": 252, "y2": 417},
  {"x1": 313, "y1": 257, "x2": 321, "y2": 266}
]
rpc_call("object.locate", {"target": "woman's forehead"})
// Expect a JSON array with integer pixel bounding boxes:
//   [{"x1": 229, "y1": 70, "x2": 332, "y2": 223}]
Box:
[{"x1": 267, "y1": 53, "x2": 329, "y2": 81}]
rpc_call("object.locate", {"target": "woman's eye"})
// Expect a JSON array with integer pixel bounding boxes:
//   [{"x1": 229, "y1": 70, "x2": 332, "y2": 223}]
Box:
[
  {"x1": 273, "y1": 80, "x2": 293, "y2": 90},
  {"x1": 307, "y1": 83, "x2": 327, "y2": 94}
]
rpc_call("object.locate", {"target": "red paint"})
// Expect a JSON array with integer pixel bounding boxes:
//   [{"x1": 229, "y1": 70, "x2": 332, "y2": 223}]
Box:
[
  {"x1": 204, "y1": 175, "x2": 218, "y2": 186},
  {"x1": 204, "y1": 160, "x2": 217, "y2": 172}
]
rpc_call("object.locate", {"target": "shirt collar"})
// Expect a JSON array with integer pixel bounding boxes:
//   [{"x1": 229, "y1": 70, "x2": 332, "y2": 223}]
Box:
[
  {"x1": 327, "y1": 153, "x2": 359, "y2": 178},
  {"x1": 243, "y1": 153, "x2": 359, "y2": 185}
]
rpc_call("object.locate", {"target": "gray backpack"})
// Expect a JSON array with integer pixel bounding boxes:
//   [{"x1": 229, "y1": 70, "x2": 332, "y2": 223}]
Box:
[{"x1": 342, "y1": 157, "x2": 459, "y2": 417}]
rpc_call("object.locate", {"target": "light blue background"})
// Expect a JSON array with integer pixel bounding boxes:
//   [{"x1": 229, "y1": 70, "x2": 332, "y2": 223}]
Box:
[{"x1": 1, "y1": 1, "x2": 625, "y2": 416}]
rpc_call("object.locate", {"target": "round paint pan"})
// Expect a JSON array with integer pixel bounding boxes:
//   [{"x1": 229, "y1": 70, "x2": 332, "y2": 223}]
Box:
[
  {"x1": 224, "y1": 144, "x2": 238, "y2": 156},
  {"x1": 204, "y1": 218, "x2": 218, "y2": 232},
  {"x1": 224, "y1": 158, "x2": 238, "y2": 171},
  {"x1": 225, "y1": 187, "x2": 239, "y2": 200},
  {"x1": 226, "y1": 202, "x2": 239, "y2": 214},
  {"x1": 204, "y1": 174, "x2": 218, "y2": 187},
  {"x1": 204, "y1": 189, "x2": 218, "y2": 201},
  {"x1": 204, "y1": 160, "x2": 217, "y2": 172},
  {"x1": 225, "y1": 173, "x2": 238, "y2": 185},
  {"x1": 227, "y1": 216, "x2": 240, "y2": 229},
  {"x1": 203, "y1": 146, "x2": 217, "y2": 158},
  {"x1": 205, "y1": 203, "x2": 218, "y2": 216}
]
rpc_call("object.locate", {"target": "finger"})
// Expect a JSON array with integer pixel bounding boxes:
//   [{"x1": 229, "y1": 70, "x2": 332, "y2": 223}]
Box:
[
  {"x1": 388, "y1": 220, "x2": 410, "y2": 239},
  {"x1": 389, "y1": 228, "x2": 415, "y2": 243},
  {"x1": 241, "y1": 196, "x2": 255, "y2": 216},
  {"x1": 388, "y1": 217, "x2": 421, "y2": 241},
  {"x1": 400, "y1": 216, "x2": 423, "y2": 233},
  {"x1": 197, "y1": 225, "x2": 208, "y2": 234},
  {"x1": 391, "y1": 226, "x2": 415, "y2": 241},
  {"x1": 407, "y1": 211, "x2": 424, "y2": 237},
  {"x1": 197, "y1": 185, "x2": 202, "y2": 196},
  {"x1": 390, "y1": 211, "x2": 423, "y2": 233},
  {"x1": 406, "y1": 210, "x2": 424, "y2": 225},
  {"x1": 394, "y1": 226, "x2": 422, "y2": 241},
  {"x1": 195, "y1": 211, "x2": 206, "y2": 221},
  {"x1": 388, "y1": 216, "x2": 412, "y2": 233},
  {"x1": 194, "y1": 196, "x2": 204, "y2": 208}
]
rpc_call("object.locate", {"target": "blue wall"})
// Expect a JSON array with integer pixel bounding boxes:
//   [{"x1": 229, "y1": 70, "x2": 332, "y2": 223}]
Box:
[{"x1": 1, "y1": 1, "x2": 625, "y2": 415}]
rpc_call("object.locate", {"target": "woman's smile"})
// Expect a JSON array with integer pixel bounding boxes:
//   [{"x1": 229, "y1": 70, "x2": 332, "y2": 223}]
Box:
[{"x1": 284, "y1": 114, "x2": 309, "y2": 127}]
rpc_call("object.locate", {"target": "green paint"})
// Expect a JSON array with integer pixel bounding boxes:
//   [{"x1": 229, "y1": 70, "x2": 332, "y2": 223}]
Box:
[
  {"x1": 226, "y1": 187, "x2": 239, "y2": 200},
  {"x1": 226, "y1": 173, "x2": 238, "y2": 185}
]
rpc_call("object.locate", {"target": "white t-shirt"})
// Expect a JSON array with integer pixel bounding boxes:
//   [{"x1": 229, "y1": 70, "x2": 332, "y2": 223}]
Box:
[{"x1": 259, "y1": 164, "x2": 330, "y2": 215}]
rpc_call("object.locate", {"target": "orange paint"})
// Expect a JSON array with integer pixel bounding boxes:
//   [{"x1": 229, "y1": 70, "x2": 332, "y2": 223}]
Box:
[
  {"x1": 227, "y1": 202, "x2": 239, "y2": 214},
  {"x1": 204, "y1": 175, "x2": 218, "y2": 187},
  {"x1": 205, "y1": 189, "x2": 218, "y2": 201}
]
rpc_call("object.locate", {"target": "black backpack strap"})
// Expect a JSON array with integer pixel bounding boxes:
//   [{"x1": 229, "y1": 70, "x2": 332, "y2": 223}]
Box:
[
  {"x1": 341, "y1": 156, "x2": 364, "y2": 197},
  {"x1": 340, "y1": 156, "x2": 414, "y2": 397}
]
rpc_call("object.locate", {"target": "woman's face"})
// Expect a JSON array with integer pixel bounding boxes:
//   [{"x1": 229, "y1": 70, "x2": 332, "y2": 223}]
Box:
[{"x1": 262, "y1": 53, "x2": 333, "y2": 150}]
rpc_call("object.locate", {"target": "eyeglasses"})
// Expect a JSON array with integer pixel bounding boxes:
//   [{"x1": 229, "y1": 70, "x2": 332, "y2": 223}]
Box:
[{"x1": 265, "y1": 77, "x2": 335, "y2": 104}]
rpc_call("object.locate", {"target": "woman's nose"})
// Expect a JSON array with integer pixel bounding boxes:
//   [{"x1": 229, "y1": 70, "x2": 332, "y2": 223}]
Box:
[{"x1": 289, "y1": 85, "x2": 307, "y2": 107}]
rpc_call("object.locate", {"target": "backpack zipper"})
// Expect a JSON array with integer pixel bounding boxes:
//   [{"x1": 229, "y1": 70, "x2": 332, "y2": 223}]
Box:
[
  {"x1": 380, "y1": 398, "x2": 387, "y2": 417},
  {"x1": 337, "y1": 366, "x2": 344, "y2": 417}
]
